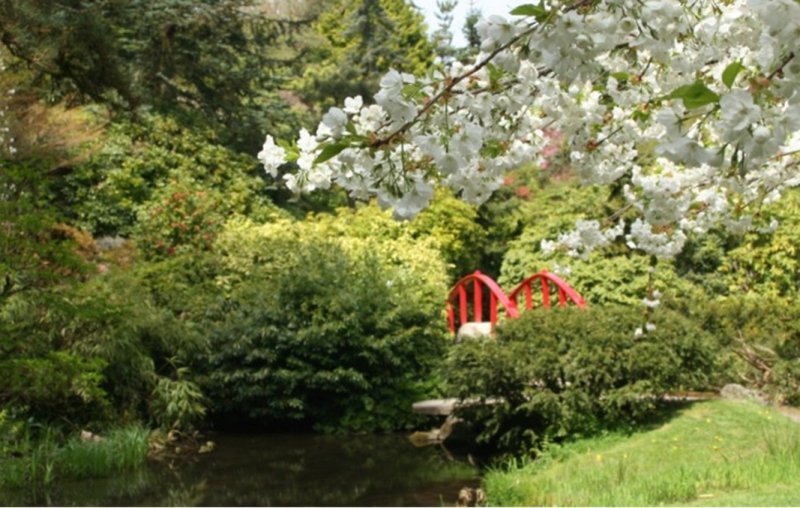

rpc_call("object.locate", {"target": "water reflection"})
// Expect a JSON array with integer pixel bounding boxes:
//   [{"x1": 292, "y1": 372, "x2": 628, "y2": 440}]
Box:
[{"x1": 2, "y1": 433, "x2": 480, "y2": 506}]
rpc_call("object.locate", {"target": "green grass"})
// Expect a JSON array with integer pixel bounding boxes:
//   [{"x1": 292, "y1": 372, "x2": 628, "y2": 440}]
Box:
[
  {"x1": 54, "y1": 425, "x2": 150, "y2": 479},
  {"x1": 0, "y1": 424, "x2": 149, "y2": 490},
  {"x1": 483, "y1": 400, "x2": 800, "y2": 506}
]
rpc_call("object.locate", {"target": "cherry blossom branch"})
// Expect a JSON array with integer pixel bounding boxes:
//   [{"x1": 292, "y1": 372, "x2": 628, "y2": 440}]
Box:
[{"x1": 368, "y1": 25, "x2": 539, "y2": 149}]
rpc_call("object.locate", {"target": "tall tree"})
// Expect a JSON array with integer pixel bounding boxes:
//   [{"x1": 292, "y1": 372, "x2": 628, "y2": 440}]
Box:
[
  {"x1": 461, "y1": 0, "x2": 482, "y2": 58},
  {"x1": 0, "y1": 0, "x2": 314, "y2": 150},
  {"x1": 297, "y1": 0, "x2": 433, "y2": 111},
  {"x1": 432, "y1": 0, "x2": 458, "y2": 64}
]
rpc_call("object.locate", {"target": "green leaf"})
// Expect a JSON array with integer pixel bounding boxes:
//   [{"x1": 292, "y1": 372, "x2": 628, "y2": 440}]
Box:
[
  {"x1": 610, "y1": 72, "x2": 630, "y2": 82},
  {"x1": 668, "y1": 81, "x2": 720, "y2": 109},
  {"x1": 722, "y1": 61, "x2": 744, "y2": 89},
  {"x1": 314, "y1": 142, "x2": 349, "y2": 165},
  {"x1": 510, "y1": 3, "x2": 547, "y2": 20}
]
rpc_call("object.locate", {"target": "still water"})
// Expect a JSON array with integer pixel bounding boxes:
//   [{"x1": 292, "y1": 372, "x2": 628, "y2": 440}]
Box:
[{"x1": 7, "y1": 433, "x2": 480, "y2": 506}]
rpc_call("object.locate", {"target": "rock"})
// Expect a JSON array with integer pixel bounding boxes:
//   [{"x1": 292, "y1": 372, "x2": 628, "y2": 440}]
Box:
[
  {"x1": 720, "y1": 383, "x2": 768, "y2": 404},
  {"x1": 457, "y1": 322, "x2": 493, "y2": 342},
  {"x1": 198, "y1": 441, "x2": 215, "y2": 454},
  {"x1": 408, "y1": 415, "x2": 460, "y2": 447},
  {"x1": 80, "y1": 430, "x2": 105, "y2": 443},
  {"x1": 457, "y1": 487, "x2": 486, "y2": 507}
]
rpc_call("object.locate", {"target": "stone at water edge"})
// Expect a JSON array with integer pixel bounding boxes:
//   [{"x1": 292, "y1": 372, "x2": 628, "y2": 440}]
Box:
[
  {"x1": 720, "y1": 383, "x2": 768, "y2": 404},
  {"x1": 457, "y1": 487, "x2": 486, "y2": 507}
]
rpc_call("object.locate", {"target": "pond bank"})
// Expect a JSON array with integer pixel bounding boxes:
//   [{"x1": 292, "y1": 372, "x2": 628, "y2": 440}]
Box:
[{"x1": 1, "y1": 432, "x2": 480, "y2": 506}]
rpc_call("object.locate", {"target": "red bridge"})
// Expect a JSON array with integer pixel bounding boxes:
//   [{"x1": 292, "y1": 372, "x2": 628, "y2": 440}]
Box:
[{"x1": 446, "y1": 269, "x2": 586, "y2": 335}]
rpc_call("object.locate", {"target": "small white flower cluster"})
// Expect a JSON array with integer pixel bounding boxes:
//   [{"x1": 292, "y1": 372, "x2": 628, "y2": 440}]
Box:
[
  {"x1": 541, "y1": 219, "x2": 624, "y2": 259},
  {"x1": 259, "y1": 0, "x2": 800, "y2": 252}
]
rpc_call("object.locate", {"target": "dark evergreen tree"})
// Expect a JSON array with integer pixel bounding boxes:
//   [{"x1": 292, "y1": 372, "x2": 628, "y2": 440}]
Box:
[{"x1": 0, "y1": 0, "x2": 314, "y2": 150}]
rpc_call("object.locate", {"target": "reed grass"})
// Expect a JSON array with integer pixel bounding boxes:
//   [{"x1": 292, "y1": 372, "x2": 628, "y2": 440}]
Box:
[{"x1": 0, "y1": 424, "x2": 149, "y2": 490}]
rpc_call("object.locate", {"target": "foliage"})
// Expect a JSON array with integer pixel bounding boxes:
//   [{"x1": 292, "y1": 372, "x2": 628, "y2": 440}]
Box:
[
  {"x1": 0, "y1": 0, "x2": 311, "y2": 150},
  {"x1": 720, "y1": 189, "x2": 800, "y2": 297},
  {"x1": 407, "y1": 187, "x2": 488, "y2": 279},
  {"x1": 0, "y1": 159, "x2": 90, "y2": 302},
  {"x1": 442, "y1": 305, "x2": 717, "y2": 455},
  {"x1": 1, "y1": 266, "x2": 208, "y2": 429},
  {"x1": 0, "y1": 423, "x2": 149, "y2": 491},
  {"x1": 431, "y1": 0, "x2": 458, "y2": 62},
  {"x1": 0, "y1": 352, "x2": 109, "y2": 426},
  {"x1": 134, "y1": 181, "x2": 225, "y2": 260},
  {"x1": 297, "y1": 0, "x2": 433, "y2": 109},
  {"x1": 483, "y1": 401, "x2": 800, "y2": 506},
  {"x1": 150, "y1": 371, "x2": 206, "y2": 431},
  {"x1": 700, "y1": 294, "x2": 800, "y2": 405},
  {"x1": 499, "y1": 178, "x2": 704, "y2": 306},
  {"x1": 472, "y1": 169, "x2": 533, "y2": 279},
  {"x1": 205, "y1": 215, "x2": 449, "y2": 432},
  {"x1": 66, "y1": 114, "x2": 285, "y2": 237}
]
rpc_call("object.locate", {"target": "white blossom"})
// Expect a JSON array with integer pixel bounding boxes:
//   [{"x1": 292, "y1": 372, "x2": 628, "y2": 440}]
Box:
[
  {"x1": 257, "y1": 135, "x2": 285, "y2": 177},
  {"x1": 258, "y1": 0, "x2": 800, "y2": 259}
]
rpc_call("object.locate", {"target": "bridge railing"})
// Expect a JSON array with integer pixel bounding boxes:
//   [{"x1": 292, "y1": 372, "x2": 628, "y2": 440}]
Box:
[
  {"x1": 446, "y1": 270, "x2": 519, "y2": 334},
  {"x1": 507, "y1": 269, "x2": 586, "y2": 311}
]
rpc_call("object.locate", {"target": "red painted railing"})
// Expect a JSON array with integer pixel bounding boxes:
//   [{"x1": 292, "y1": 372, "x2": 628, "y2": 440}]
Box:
[
  {"x1": 508, "y1": 269, "x2": 586, "y2": 311},
  {"x1": 447, "y1": 269, "x2": 585, "y2": 335},
  {"x1": 446, "y1": 270, "x2": 519, "y2": 334}
]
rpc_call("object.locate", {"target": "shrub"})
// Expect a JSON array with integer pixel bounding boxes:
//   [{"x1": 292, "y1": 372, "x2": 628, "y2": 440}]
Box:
[
  {"x1": 0, "y1": 352, "x2": 109, "y2": 426},
  {"x1": 407, "y1": 188, "x2": 488, "y2": 280},
  {"x1": 442, "y1": 305, "x2": 717, "y2": 455},
  {"x1": 205, "y1": 219, "x2": 449, "y2": 432},
  {"x1": 700, "y1": 294, "x2": 800, "y2": 405},
  {"x1": 150, "y1": 371, "x2": 206, "y2": 431},
  {"x1": 0, "y1": 159, "x2": 90, "y2": 302},
  {"x1": 133, "y1": 181, "x2": 225, "y2": 260},
  {"x1": 66, "y1": 114, "x2": 284, "y2": 237},
  {"x1": 2, "y1": 266, "x2": 209, "y2": 429}
]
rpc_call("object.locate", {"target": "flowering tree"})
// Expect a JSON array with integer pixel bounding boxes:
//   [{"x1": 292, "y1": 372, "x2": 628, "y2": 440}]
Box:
[{"x1": 259, "y1": 0, "x2": 800, "y2": 261}]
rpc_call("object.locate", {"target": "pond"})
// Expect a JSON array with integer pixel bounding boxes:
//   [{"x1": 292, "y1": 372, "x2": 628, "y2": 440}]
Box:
[{"x1": 5, "y1": 433, "x2": 481, "y2": 506}]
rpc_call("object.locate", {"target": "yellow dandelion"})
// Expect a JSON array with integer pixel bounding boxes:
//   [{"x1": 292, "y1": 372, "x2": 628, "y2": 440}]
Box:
[{"x1": 595, "y1": 454, "x2": 603, "y2": 462}]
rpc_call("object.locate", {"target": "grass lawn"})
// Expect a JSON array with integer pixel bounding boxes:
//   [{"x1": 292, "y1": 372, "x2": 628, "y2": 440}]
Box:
[{"x1": 483, "y1": 400, "x2": 800, "y2": 506}]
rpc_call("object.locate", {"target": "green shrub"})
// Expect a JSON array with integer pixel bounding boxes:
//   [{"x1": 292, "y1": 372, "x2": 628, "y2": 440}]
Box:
[
  {"x1": 0, "y1": 352, "x2": 109, "y2": 426},
  {"x1": 133, "y1": 181, "x2": 225, "y2": 260},
  {"x1": 442, "y1": 305, "x2": 717, "y2": 455},
  {"x1": 205, "y1": 223, "x2": 449, "y2": 432},
  {"x1": 2, "y1": 266, "x2": 209, "y2": 428},
  {"x1": 719, "y1": 189, "x2": 800, "y2": 298},
  {"x1": 700, "y1": 294, "x2": 800, "y2": 405},
  {"x1": 407, "y1": 188, "x2": 488, "y2": 280},
  {"x1": 0, "y1": 159, "x2": 90, "y2": 302},
  {"x1": 66, "y1": 114, "x2": 284, "y2": 237},
  {"x1": 150, "y1": 371, "x2": 207, "y2": 431}
]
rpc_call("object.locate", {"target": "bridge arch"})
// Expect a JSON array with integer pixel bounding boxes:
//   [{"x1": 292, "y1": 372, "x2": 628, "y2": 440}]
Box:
[
  {"x1": 507, "y1": 269, "x2": 586, "y2": 312},
  {"x1": 446, "y1": 270, "x2": 519, "y2": 334}
]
